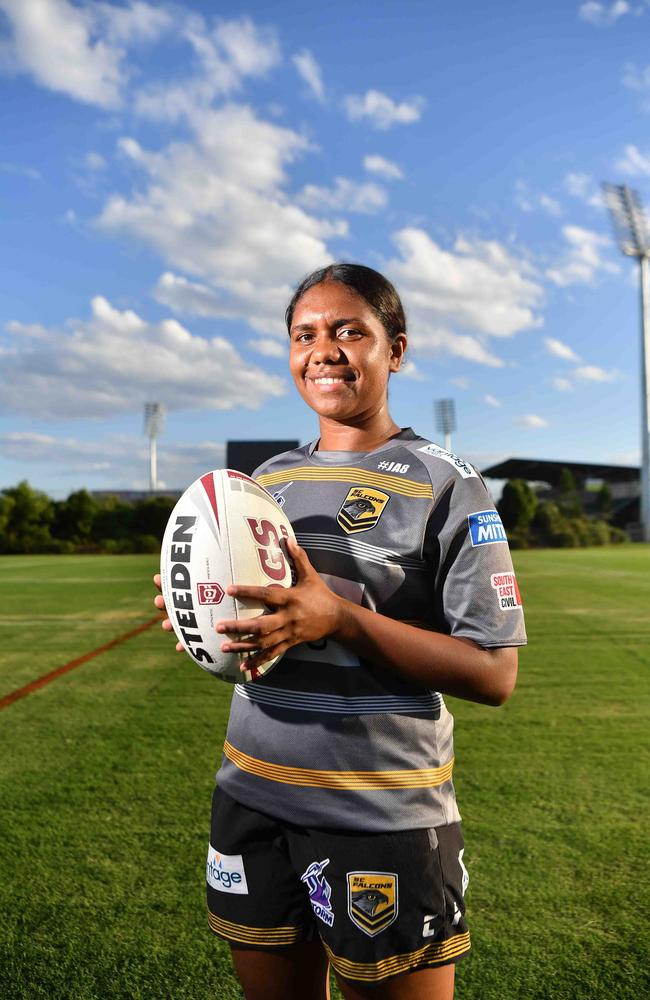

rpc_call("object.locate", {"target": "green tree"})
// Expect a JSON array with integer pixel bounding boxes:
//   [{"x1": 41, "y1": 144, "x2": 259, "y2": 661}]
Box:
[
  {"x1": 498, "y1": 479, "x2": 538, "y2": 532},
  {"x1": 53, "y1": 489, "x2": 98, "y2": 544},
  {"x1": 559, "y1": 466, "x2": 582, "y2": 516},
  {"x1": 0, "y1": 481, "x2": 54, "y2": 553},
  {"x1": 595, "y1": 482, "x2": 613, "y2": 521}
]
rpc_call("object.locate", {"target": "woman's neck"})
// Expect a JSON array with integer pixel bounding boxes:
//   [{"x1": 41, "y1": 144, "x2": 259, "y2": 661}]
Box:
[{"x1": 316, "y1": 414, "x2": 401, "y2": 452}]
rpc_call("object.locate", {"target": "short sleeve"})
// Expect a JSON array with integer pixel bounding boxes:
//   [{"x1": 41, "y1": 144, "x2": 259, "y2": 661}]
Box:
[{"x1": 430, "y1": 475, "x2": 527, "y2": 648}]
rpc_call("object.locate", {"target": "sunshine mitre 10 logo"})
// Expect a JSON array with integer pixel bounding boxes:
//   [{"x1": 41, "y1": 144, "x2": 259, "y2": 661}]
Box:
[{"x1": 197, "y1": 582, "x2": 225, "y2": 605}]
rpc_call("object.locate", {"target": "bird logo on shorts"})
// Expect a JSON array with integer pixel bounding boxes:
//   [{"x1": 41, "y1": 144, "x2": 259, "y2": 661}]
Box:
[
  {"x1": 337, "y1": 487, "x2": 390, "y2": 534},
  {"x1": 346, "y1": 872, "x2": 398, "y2": 936}
]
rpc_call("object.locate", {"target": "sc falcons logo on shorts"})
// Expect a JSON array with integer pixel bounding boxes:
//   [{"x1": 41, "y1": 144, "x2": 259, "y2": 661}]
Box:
[
  {"x1": 336, "y1": 486, "x2": 390, "y2": 534},
  {"x1": 347, "y1": 871, "x2": 398, "y2": 936}
]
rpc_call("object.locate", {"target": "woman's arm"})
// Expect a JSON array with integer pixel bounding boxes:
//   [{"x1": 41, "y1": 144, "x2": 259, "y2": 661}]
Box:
[{"x1": 217, "y1": 538, "x2": 518, "y2": 707}]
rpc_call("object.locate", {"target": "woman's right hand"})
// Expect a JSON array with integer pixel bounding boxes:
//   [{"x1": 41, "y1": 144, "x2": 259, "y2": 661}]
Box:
[{"x1": 153, "y1": 573, "x2": 184, "y2": 652}]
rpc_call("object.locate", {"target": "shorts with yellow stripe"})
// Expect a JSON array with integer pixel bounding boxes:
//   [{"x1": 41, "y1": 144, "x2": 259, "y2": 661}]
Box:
[{"x1": 206, "y1": 787, "x2": 470, "y2": 984}]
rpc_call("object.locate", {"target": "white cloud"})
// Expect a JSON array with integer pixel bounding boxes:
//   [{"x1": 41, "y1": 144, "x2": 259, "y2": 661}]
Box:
[
  {"x1": 484, "y1": 394, "x2": 502, "y2": 407},
  {"x1": 450, "y1": 376, "x2": 470, "y2": 389},
  {"x1": 132, "y1": 15, "x2": 281, "y2": 122},
  {"x1": 579, "y1": 1, "x2": 631, "y2": 26},
  {"x1": 85, "y1": 151, "x2": 107, "y2": 170},
  {"x1": 544, "y1": 336, "x2": 581, "y2": 362},
  {"x1": 292, "y1": 48, "x2": 325, "y2": 102},
  {"x1": 552, "y1": 377, "x2": 573, "y2": 391},
  {"x1": 247, "y1": 338, "x2": 287, "y2": 359},
  {"x1": 96, "y1": 2, "x2": 173, "y2": 44},
  {"x1": 574, "y1": 364, "x2": 619, "y2": 382},
  {"x1": 363, "y1": 155, "x2": 404, "y2": 180},
  {"x1": 515, "y1": 180, "x2": 562, "y2": 216},
  {"x1": 515, "y1": 414, "x2": 549, "y2": 428},
  {"x1": 153, "y1": 272, "x2": 223, "y2": 318},
  {"x1": 0, "y1": 0, "x2": 125, "y2": 107},
  {"x1": 622, "y1": 62, "x2": 650, "y2": 96},
  {"x1": 385, "y1": 228, "x2": 543, "y2": 367},
  {"x1": 564, "y1": 172, "x2": 603, "y2": 209},
  {"x1": 343, "y1": 89, "x2": 425, "y2": 129},
  {"x1": 616, "y1": 143, "x2": 650, "y2": 176},
  {"x1": 97, "y1": 104, "x2": 342, "y2": 338},
  {"x1": 0, "y1": 296, "x2": 287, "y2": 420},
  {"x1": 298, "y1": 177, "x2": 387, "y2": 214},
  {"x1": 0, "y1": 160, "x2": 40, "y2": 180},
  {"x1": 0, "y1": 430, "x2": 228, "y2": 490},
  {"x1": 546, "y1": 225, "x2": 619, "y2": 286},
  {"x1": 399, "y1": 360, "x2": 426, "y2": 380},
  {"x1": 539, "y1": 194, "x2": 562, "y2": 217}
]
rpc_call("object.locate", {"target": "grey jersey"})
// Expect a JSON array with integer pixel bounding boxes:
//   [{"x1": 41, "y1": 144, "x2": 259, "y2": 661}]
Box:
[{"x1": 217, "y1": 429, "x2": 526, "y2": 832}]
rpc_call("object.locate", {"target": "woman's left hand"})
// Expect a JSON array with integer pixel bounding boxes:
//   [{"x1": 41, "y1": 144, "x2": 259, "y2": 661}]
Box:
[{"x1": 215, "y1": 537, "x2": 343, "y2": 670}]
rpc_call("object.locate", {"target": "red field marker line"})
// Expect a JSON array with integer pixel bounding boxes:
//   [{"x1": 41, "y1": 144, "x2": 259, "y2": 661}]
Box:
[{"x1": 0, "y1": 615, "x2": 163, "y2": 711}]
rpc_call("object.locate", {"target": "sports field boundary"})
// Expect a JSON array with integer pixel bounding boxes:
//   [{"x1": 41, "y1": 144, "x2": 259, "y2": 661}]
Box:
[{"x1": 0, "y1": 615, "x2": 163, "y2": 711}]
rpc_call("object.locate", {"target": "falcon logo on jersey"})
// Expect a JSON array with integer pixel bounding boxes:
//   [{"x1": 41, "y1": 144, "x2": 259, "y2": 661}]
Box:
[
  {"x1": 468, "y1": 510, "x2": 507, "y2": 546},
  {"x1": 337, "y1": 487, "x2": 390, "y2": 534},
  {"x1": 347, "y1": 872, "x2": 398, "y2": 937}
]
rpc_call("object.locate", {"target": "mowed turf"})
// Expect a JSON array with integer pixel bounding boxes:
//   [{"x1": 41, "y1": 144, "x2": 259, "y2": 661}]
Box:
[{"x1": 0, "y1": 549, "x2": 648, "y2": 999}]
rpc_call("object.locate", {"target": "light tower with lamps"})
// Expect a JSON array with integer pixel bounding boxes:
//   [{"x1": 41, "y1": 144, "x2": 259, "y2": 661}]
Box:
[
  {"x1": 434, "y1": 398, "x2": 456, "y2": 453},
  {"x1": 603, "y1": 183, "x2": 650, "y2": 541},
  {"x1": 144, "y1": 402, "x2": 165, "y2": 493}
]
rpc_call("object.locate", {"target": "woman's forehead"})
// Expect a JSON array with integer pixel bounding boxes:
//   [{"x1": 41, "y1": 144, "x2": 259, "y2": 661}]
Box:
[{"x1": 291, "y1": 281, "x2": 372, "y2": 323}]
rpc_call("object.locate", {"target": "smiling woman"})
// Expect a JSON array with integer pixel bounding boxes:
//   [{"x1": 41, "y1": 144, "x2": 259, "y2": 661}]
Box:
[{"x1": 155, "y1": 263, "x2": 527, "y2": 1000}]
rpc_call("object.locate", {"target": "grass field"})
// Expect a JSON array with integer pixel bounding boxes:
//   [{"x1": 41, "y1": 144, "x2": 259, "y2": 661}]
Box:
[{"x1": 1, "y1": 549, "x2": 649, "y2": 999}]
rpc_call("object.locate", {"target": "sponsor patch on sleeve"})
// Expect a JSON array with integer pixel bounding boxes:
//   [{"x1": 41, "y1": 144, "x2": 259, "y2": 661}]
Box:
[
  {"x1": 206, "y1": 845, "x2": 249, "y2": 894},
  {"x1": 490, "y1": 572, "x2": 522, "y2": 611},
  {"x1": 468, "y1": 510, "x2": 507, "y2": 546},
  {"x1": 417, "y1": 444, "x2": 478, "y2": 479}
]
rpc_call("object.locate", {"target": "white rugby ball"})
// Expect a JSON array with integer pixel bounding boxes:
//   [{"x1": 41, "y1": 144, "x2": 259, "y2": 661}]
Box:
[{"x1": 160, "y1": 469, "x2": 296, "y2": 683}]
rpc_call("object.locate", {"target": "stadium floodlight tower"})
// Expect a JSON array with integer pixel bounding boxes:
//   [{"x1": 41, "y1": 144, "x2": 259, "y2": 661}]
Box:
[
  {"x1": 434, "y1": 398, "x2": 456, "y2": 452},
  {"x1": 603, "y1": 183, "x2": 650, "y2": 541},
  {"x1": 144, "y1": 402, "x2": 165, "y2": 493}
]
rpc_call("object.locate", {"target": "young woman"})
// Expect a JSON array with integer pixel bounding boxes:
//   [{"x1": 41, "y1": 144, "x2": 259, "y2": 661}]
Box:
[{"x1": 155, "y1": 264, "x2": 526, "y2": 1000}]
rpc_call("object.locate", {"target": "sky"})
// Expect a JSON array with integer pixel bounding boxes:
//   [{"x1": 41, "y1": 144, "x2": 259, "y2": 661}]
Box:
[{"x1": 1, "y1": 0, "x2": 650, "y2": 497}]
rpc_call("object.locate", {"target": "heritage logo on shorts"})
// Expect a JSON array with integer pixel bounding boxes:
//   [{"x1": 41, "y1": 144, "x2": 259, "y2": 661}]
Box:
[
  {"x1": 490, "y1": 572, "x2": 522, "y2": 611},
  {"x1": 301, "y1": 859, "x2": 335, "y2": 927},
  {"x1": 347, "y1": 872, "x2": 398, "y2": 937},
  {"x1": 337, "y1": 487, "x2": 390, "y2": 534},
  {"x1": 468, "y1": 510, "x2": 507, "y2": 546},
  {"x1": 417, "y1": 444, "x2": 478, "y2": 479},
  {"x1": 206, "y1": 845, "x2": 249, "y2": 894}
]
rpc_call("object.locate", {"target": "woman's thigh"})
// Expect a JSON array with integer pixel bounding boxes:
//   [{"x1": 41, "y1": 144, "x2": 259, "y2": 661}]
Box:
[
  {"x1": 336, "y1": 962, "x2": 455, "y2": 1000},
  {"x1": 230, "y1": 940, "x2": 331, "y2": 1000}
]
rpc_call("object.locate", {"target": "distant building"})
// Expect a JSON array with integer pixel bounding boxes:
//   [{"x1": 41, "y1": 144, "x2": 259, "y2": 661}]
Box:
[
  {"x1": 482, "y1": 458, "x2": 640, "y2": 533},
  {"x1": 91, "y1": 440, "x2": 300, "y2": 503}
]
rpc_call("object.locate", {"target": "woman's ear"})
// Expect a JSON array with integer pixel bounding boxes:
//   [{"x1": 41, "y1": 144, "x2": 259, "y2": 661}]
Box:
[{"x1": 389, "y1": 333, "x2": 408, "y2": 372}]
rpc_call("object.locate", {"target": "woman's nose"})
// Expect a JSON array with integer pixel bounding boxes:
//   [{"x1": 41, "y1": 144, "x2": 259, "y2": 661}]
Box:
[{"x1": 311, "y1": 334, "x2": 343, "y2": 363}]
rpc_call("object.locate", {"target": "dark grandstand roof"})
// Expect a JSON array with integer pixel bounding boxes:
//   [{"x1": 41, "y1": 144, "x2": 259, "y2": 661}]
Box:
[{"x1": 481, "y1": 457, "x2": 639, "y2": 486}]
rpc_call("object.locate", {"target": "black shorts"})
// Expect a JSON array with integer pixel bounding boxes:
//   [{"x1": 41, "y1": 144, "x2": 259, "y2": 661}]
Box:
[{"x1": 206, "y1": 787, "x2": 471, "y2": 985}]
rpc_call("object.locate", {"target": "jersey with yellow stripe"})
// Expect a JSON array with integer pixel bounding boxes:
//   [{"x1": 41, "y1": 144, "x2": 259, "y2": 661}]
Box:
[{"x1": 217, "y1": 428, "x2": 526, "y2": 832}]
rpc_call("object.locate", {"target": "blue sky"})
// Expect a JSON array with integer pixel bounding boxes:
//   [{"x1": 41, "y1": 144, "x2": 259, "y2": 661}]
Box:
[{"x1": 1, "y1": 0, "x2": 649, "y2": 496}]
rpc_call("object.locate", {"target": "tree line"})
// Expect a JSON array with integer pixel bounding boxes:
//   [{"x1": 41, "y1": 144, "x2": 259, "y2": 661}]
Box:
[
  {"x1": 0, "y1": 481, "x2": 176, "y2": 554},
  {"x1": 0, "y1": 473, "x2": 629, "y2": 555},
  {"x1": 498, "y1": 469, "x2": 628, "y2": 548}
]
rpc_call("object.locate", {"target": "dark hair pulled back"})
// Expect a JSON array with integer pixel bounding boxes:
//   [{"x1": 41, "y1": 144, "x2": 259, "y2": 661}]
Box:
[{"x1": 285, "y1": 263, "x2": 406, "y2": 343}]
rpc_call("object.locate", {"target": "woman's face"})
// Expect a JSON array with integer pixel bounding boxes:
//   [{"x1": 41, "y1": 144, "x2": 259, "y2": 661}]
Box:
[{"x1": 288, "y1": 281, "x2": 406, "y2": 424}]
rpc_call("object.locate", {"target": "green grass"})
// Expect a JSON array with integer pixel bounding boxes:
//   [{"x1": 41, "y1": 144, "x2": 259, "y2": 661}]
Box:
[{"x1": 1, "y1": 549, "x2": 649, "y2": 999}]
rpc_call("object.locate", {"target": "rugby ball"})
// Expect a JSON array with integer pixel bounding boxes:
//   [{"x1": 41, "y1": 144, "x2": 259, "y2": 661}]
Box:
[{"x1": 160, "y1": 469, "x2": 296, "y2": 683}]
